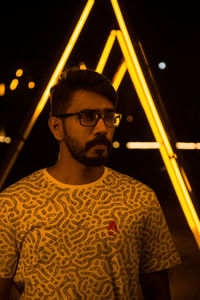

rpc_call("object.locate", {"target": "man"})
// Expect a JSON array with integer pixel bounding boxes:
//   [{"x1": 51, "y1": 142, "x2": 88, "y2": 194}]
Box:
[{"x1": 0, "y1": 67, "x2": 181, "y2": 299}]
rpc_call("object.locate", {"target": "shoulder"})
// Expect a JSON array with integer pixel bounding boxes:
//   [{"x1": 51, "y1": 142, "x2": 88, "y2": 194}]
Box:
[
  {"x1": 0, "y1": 169, "x2": 46, "y2": 198},
  {"x1": 105, "y1": 167, "x2": 154, "y2": 192},
  {"x1": 105, "y1": 167, "x2": 160, "y2": 208}
]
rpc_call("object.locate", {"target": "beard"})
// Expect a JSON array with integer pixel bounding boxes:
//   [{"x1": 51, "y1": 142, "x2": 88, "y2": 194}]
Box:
[{"x1": 63, "y1": 128, "x2": 112, "y2": 166}]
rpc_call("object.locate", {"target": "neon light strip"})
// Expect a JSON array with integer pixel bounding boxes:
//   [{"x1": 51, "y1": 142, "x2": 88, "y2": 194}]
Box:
[
  {"x1": 95, "y1": 30, "x2": 127, "y2": 90},
  {"x1": 126, "y1": 141, "x2": 200, "y2": 150},
  {"x1": 176, "y1": 142, "x2": 200, "y2": 150},
  {"x1": 96, "y1": 30, "x2": 117, "y2": 73},
  {"x1": 126, "y1": 142, "x2": 161, "y2": 149},
  {"x1": 112, "y1": 59, "x2": 127, "y2": 90},
  {"x1": 159, "y1": 146, "x2": 200, "y2": 245}
]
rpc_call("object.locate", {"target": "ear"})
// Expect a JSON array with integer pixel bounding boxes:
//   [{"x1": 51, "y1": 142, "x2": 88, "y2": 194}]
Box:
[{"x1": 48, "y1": 116, "x2": 64, "y2": 141}]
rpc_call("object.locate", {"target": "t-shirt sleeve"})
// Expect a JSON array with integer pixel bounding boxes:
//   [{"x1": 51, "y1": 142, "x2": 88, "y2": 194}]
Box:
[
  {"x1": 0, "y1": 193, "x2": 19, "y2": 278},
  {"x1": 139, "y1": 191, "x2": 181, "y2": 274}
]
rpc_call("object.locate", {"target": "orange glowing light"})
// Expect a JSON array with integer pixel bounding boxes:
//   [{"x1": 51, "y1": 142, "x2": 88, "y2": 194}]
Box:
[
  {"x1": 10, "y1": 78, "x2": 19, "y2": 90},
  {"x1": 16, "y1": 69, "x2": 23, "y2": 77},
  {"x1": 79, "y1": 62, "x2": 87, "y2": 69},
  {"x1": 28, "y1": 81, "x2": 35, "y2": 89},
  {"x1": 0, "y1": 83, "x2": 5, "y2": 96}
]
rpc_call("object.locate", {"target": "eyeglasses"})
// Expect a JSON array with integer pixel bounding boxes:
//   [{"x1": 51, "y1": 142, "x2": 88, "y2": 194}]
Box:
[{"x1": 53, "y1": 110, "x2": 122, "y2": 128}]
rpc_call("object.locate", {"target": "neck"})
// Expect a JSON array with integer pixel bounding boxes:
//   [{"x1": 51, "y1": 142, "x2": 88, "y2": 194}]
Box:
[{"x1": 47, "y1": 153, "x2": 104, "y2": 185}]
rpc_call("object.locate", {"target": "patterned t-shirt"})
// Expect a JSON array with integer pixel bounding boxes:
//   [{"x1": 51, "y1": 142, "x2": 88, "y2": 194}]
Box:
[{"x1": 0, "y1": 167, "x2": 181, "y2": 299}]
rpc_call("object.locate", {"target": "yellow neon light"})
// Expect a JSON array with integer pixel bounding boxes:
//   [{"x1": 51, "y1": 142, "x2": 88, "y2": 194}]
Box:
[
  {"x1": 112, "y1": 59, "x2": 127, "y2": 90},
  {"x1": 23, "y1": 0, "x2": 95, "y2": 141},
  {"x1": 126, "y1": 142, "x2": 160, "y2": 149},
  {"x1": 96, "y1": 30, "x2": 117, "y2": 73},
  {"x1": 180, "y1": 167, "x2": 192, "y2": 193},
  {"x1": 176, "y1": 142, "x2": 200, "y2": 150},
  {"x1": 126, "y1": 141, "x2": 200, "y2": 150},
  {"x1": 159, "y1": 145, "x2": 200, "y2": 246}
]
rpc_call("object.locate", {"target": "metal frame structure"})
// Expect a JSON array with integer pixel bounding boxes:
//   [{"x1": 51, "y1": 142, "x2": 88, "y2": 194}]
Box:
[{"x1": 0, "y1": 0, "x2": 200, "y2": 248}]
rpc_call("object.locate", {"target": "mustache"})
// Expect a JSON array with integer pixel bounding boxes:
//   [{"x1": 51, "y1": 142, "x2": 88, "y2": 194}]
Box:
[{"x1": 85, "y1": 136, "x2": 112, "y2": 151}]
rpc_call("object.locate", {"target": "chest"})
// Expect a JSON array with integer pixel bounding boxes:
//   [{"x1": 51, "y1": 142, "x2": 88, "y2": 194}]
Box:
[{"x1": 16, "y1": 189, "x2": 145, "y2": 263}]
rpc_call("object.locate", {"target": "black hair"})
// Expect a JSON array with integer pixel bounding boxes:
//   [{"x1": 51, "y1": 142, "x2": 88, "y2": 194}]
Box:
[{"x1": 50, "y1": 66, "x2": 118, "y2": 115}]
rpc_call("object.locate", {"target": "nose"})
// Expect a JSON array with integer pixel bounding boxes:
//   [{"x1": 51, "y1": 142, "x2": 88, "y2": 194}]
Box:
[{"x1": 93, "y1": 117, "x2": 107, "y2": 135}]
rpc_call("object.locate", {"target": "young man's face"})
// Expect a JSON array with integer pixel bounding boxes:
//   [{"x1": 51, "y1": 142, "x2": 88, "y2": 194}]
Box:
[{"x1": 61, "y1": 89, "x2": 116, "y2": 166}]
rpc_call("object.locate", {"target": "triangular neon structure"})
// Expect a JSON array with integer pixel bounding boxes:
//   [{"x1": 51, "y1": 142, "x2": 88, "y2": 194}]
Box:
[{"x1": 0, "y1": 0, "x2": 200, "y2": 248}]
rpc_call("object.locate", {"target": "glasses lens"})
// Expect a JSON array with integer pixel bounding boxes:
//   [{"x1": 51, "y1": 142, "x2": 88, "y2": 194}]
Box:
[
  {"x1": 104, "y1": 112, "x2": 121, "y2": 127},
  {"x1": 80, "y1": 111, "x2": 97, "y2": 126},
  {"x1": 79, "y1": 111, "x2": 121, "y2": 127}
]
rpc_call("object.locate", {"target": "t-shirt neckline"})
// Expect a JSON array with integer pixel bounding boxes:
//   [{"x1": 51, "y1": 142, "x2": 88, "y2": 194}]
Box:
[{"x1": 43, "y1": 166, "x2": 109, "y2": 188}]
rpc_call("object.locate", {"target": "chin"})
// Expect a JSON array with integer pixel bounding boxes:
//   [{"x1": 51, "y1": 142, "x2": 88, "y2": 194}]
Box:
[
  {"x1": 78, "y1": 154, "x2": 109, "y2": 167},
  {"x1": 86, "y1": 157, "x2": 108, "y2": 166}
]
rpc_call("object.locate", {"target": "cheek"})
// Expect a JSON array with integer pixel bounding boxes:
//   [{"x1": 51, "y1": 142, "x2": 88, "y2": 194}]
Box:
[
  {"x1": 108, "y1": 129, "x2": 115, "y2": 140},
  {"x1": 63, "y1": 120, "x2": 90, "y2": 141},
  {"x1": 63, "y1": 120, "x2": 76, "y2": 135}
]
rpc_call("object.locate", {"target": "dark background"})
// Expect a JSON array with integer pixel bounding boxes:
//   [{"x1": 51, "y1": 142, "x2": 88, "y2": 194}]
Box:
[{"x1": 0, "y1": 1, "x2": 200, "y2": 299}]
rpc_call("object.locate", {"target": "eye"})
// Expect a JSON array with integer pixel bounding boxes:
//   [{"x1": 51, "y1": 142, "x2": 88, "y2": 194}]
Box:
[
  {"x1": 105, "y1": 112, "x2": 115, "y2": 121},
  {"x1": 81, "y1": 111, "x2": 97, "y2": 124}
]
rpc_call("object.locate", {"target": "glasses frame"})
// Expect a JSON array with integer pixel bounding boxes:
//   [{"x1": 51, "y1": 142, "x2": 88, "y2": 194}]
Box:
[{"x1": 52, "y1": 110, "x2": 122, "y2": 128}]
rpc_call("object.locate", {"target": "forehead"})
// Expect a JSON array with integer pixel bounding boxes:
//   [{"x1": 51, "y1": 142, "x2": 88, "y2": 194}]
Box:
[{"x1": 66, "y1": 89, "x2": 114, "y2": 113}]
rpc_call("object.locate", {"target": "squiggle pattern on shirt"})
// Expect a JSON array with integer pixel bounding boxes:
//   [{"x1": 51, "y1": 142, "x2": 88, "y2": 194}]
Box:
[{"x1": 0, "y1": 168, "x2": 181, "y2": 299}]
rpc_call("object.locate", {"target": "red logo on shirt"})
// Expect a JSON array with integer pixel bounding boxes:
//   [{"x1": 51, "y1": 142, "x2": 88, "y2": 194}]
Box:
[{"x1": 108, "y1": 220, "x2": 118, "y2": 236}]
